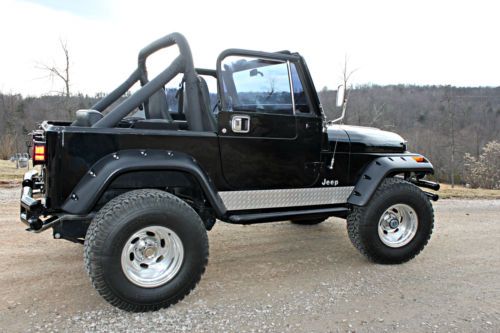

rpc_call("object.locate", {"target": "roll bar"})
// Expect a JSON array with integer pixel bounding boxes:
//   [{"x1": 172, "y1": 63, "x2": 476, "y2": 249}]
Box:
[{"x1": 92, "y1": 32, "x2": 203, "y2": 130}]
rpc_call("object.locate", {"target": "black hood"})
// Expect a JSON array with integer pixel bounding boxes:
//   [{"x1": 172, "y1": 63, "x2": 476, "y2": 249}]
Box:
[{"x1": 327, "y1": 124, "x2": 407, "y2": 153}]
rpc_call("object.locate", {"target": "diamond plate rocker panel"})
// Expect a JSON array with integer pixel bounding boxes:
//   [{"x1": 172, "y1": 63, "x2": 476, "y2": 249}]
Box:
[{"x1": 219, "y1": 187, "x2": 355, "y2": 211}]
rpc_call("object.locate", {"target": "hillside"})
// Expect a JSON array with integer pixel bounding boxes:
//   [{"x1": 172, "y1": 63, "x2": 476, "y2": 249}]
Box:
[{"x1": 1, "y1": 85, "x2": 499, "y2": 185}]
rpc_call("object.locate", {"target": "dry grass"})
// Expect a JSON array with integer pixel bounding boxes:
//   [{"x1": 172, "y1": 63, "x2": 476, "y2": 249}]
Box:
[
  {"x1": 0, "y1": 160, "x2": 499, "y2": 199},
  {"x1": 0, "y1": 159, "x2": 35, "y2": 187},
  {"x1": 430, "y1": 183, "x2": 500, "y2": 200}
]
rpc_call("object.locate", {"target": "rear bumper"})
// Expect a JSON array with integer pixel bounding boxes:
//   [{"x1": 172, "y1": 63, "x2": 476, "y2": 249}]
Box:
[
  {"x1": 20, "y1": 170, "x2": 45, "y2": 231},
  {"x1": 20, "y1": 171, "x2": 94, "y2": 235}
]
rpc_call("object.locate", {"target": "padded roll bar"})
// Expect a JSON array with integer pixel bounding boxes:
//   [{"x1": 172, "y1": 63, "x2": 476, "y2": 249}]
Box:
[{"x1": 92, "y1": 32, "x2": 203, "y2": 130}]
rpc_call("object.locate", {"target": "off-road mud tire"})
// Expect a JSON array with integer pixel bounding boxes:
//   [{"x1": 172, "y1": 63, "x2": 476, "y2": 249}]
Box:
[
  {"x1": 347, "y1": 178, "x2": 434, "y2": 264},
  {"x1": 84, "y1": 189, "x2": 208, "y2": 312}
]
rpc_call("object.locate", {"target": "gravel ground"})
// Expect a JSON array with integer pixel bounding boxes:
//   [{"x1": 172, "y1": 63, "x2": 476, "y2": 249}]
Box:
[{"x1": 1, "y1": 188, "x2": 499, "y2": 332}]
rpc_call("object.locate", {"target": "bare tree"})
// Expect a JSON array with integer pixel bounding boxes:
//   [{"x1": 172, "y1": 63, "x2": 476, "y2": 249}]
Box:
[
  {"x1": 0, "y1": 93, "x2": 24, "y2": 158},
  {"x1": 368, "y1": 102, "x2": 386, "y2": 127},
  {"x1": 36, "y1": 39, "x2": 73, "y2": 119},
  {"x1": 38, "y1": 39, "x2": 71, "y2": 98},
  {"x1": 442, "y1": 87, "x2": 457, "y2": 188},
  {"x1": 266, "y1": 77, "x2": 276, "y2": 100},
  {"x1": 336, "y1": 55, "x2": 358, "y2": 124},
  {"x1": 318, "y1": 56, "x2": 358, "y2": 122},
  {"x1": 340, "y1": 55, "x2": 357, "y2": 121}
]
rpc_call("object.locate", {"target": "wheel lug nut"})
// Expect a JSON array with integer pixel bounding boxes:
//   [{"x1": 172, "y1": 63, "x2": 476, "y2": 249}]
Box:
[{"x1": 389, "y1": 219, "x2": 399, "y2": 229}]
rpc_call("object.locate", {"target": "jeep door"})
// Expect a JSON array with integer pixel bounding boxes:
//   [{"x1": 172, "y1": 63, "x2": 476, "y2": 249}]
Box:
[{"x1": 216, "y1": 50, "x2": 322, "y2": 190}]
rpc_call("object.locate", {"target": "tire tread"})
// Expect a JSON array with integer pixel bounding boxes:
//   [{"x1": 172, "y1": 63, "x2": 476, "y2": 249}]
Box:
[
  {"x1": 84, "y1": 189, "x2": 208, "y2": 312},
  {"x1": 347, "y1": 178, "x2": 434, "y2": 264}
]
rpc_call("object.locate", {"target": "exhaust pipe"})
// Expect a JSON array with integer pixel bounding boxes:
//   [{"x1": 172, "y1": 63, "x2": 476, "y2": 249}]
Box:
[
  {"x1": 411, "y1": 179, "x2": 440, "y2": 191},
  {"x1": 423, "y1": 191, "x2": 439, "y2": 201}
]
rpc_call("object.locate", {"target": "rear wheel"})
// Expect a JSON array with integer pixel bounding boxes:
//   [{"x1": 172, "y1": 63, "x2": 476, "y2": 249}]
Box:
[
  {"x1": 347, "y1": 178, "x2": 434, "y2": 264},
  {"x1": 84, "y1": 189, "x2": 208, "y2": 312}
]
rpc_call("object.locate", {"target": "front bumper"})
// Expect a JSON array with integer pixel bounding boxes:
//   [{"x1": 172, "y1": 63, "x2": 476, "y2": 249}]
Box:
[{"x1": 20, "y1": 170, "x2": 46, "y2": 231}]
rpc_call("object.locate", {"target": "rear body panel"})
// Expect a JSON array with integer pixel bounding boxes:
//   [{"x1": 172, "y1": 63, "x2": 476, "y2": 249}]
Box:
[{"x1": 43, "y1": 124, "x2": 223, "y2": 210}]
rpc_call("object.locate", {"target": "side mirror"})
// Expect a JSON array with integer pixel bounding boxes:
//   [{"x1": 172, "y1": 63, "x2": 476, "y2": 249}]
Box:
[{"x1": 336, "y1": 85, "x2": 345, "y2": 108}]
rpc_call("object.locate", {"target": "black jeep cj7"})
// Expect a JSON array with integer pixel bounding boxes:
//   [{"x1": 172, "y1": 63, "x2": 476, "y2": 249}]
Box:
[{"x1": 21, "y1": 33, "x2": 439, "y2": 312}]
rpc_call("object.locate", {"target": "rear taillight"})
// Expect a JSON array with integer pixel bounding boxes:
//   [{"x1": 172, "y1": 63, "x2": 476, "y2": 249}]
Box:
[{"x1": 33, "y1": 143, "x2": 46, "y2": 164}]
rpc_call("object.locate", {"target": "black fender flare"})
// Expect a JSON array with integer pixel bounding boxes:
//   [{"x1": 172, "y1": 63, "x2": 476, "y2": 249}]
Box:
[
  {"x1": 347, "y1": 155, "x2": 434, "y2": 206},
  {"x1": 60, "y1": 149, "x2": 227, "y2": 217}
]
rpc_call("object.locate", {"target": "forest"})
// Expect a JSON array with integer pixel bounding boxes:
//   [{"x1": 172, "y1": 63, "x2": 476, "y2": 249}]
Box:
[
  {"x1": 319, "y1": 85, "x2": 500, "y2": 187},
  {"x1": 1, "y1": 84, "x2": 499, "y2": 188}
]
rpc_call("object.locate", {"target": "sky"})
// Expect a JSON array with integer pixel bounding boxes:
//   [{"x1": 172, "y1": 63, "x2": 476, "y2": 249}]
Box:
[{"x1": 0, "y1": 0, "x2": 499, "y2": 96}]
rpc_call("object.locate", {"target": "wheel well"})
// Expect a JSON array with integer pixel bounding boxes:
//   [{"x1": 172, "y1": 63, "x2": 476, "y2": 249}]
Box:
[
  {"x1": 94, "y1": 170, "x2": 216, "y2": 229},
  {"x1": 348, "y1": 156, "x2": 435, "y2": 207}
]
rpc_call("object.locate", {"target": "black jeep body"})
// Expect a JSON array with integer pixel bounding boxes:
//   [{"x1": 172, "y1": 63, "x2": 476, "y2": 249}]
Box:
[{"x1": 20, "y1": 33, "x2": 439, "y2": 311}]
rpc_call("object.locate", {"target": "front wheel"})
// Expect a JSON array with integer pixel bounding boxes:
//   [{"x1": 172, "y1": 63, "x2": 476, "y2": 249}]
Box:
[
  {"x1": 84, "y1": 189, "x2": 209, "y2": 312},
  {"x1": 347, "y1": 178, "x2": 434, "y2": 264}
]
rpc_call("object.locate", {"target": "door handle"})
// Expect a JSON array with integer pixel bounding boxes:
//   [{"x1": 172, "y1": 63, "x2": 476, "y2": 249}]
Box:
[{"x1": 231, "y1": 115, "x2": 250, "y2": 133}]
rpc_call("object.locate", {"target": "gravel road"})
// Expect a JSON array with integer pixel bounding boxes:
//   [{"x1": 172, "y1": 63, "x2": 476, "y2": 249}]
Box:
[{"x1": 1, "y1": 188, "x2": 499, "y2": 332}]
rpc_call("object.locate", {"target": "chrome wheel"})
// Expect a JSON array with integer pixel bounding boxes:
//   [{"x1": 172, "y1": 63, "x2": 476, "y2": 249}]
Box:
[
  {"x1": 378, "y1": 204, "x2": 418, "y2": 248},
  {"x1": 121, "y1": 226, "x2": 184, "y2": 288}
]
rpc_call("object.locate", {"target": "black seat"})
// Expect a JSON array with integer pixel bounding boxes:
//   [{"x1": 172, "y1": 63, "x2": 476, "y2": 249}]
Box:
[
  {"x1": 181, "y1": 76, "x2": 216, "y2": 131},
  {"x1": 148, "y1": 89, "x2": 173, "y2": 121},
  {"x1": 129, "y1": 89, "x2": 180, "y2": 130},
  {"x1": 197, "y1": 76, "x2": 217, "y2": 131}
]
